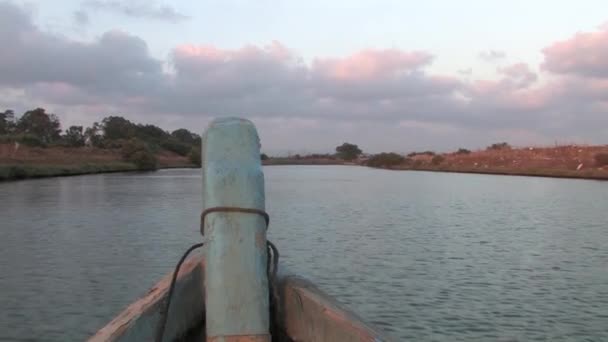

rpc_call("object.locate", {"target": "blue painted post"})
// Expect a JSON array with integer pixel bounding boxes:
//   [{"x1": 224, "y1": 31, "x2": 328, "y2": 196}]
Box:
[{"x1": 202, "y1": 118, "x2": 270, "y2": 342}]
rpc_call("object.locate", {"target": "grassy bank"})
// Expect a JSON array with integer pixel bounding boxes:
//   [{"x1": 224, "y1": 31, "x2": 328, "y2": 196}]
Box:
[
  {"x1": 0, "y1": 163, "x2": 140, "y2": 181},
  {"x1": 0, "y1": 143, "x2": 196, "y2": 181}
]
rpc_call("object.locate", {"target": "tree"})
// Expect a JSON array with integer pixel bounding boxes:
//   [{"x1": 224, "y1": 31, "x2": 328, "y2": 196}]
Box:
[
  {"x1": 335, "y1": 142, "x2": 362, "y2": 161},
  {"x1": 0, "y1": 109, "x2": 15, "y2": 134},
  {"x1": 135, "y1": 124, "x2": 169, "y2": 144},
  {"x1": 64, "y1": 126, "x2": 85, "y2": 147},
  {"x1": 17, "y1": 108, "x2": 61, "y2": 143},
  {"x1": 121, "y1": 139, "x2": 157, "y2": 170},
  {"x1": 171, "y1": 128, "x2": 197, "y2": 145},
  {"x1": 260, "y1": 153, "x2": 269, "y2": 161},
  {"x1": 84, "y1": 122, "x2": 103, "y2": 147},
  {"x1": 102, "y1": 116, "x2": 135, "y2": 140}
]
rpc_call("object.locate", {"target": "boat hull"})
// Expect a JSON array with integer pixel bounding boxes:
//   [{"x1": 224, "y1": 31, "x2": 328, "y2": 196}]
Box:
[{"x1": 89, "y1": 255, "x2": 389, "y2": 342}]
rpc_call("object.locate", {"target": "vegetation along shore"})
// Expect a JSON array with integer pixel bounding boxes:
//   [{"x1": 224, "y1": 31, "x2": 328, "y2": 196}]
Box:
[
  {"x1": 2, "y1": 108, "x2": 607, "y2": 181},
  {"x1": 0, "y1": 108, "x2": 199, "y2": 181},
  {"x1": 263, "y1": 142, "x2": 608, "y2": 181}
]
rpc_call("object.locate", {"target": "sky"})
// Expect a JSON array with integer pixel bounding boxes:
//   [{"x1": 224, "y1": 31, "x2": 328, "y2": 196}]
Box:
[{"x1": 1, "y1": 0, "x2": 608, "y2": 154}]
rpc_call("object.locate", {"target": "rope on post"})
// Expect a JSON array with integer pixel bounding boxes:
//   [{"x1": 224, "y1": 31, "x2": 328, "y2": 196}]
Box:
[{"x1": 155, "y1": 208, "x2": 279, "y2": 342}]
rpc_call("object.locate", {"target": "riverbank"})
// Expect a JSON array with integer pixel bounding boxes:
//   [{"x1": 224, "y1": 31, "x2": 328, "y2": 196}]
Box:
[
  {"x1": 378, "y1": 145, "x2": 608, "y2": 181},
  {"x1": 0, "y1": 144, "x2": 195, "y2": 181}
]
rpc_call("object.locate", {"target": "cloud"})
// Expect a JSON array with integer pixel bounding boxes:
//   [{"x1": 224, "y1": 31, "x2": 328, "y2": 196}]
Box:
[
  {"x1": 0, "y1": 2, "x2": 164, "y2": 100},
  {"x1": 542, "y1": 26, "x2": 608, "y2": 77},
  {"x1": 73, "y1": 9, "x2": 89, "y2": 26},
  {"x1": 479, "y1": 50, "x2": 507, "y2": 62},
  {"x1": 1, "y1": 1, "x2": 607, "y2": 151},
  {"x1": 311, "y1": 49, "x2": 433, "y2": 80},
  {"x1": 83, "y1": 0, "x2": 189, "y2": 22},
  {"x1": 498, "y1": 63, "x2": 538, "y2": 88},
  {"x1": 458, "y1": 68, "x2": 473, "y2": 76}
]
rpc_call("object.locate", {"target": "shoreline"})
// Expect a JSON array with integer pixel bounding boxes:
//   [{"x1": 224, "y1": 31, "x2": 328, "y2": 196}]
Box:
[
  {"x1": 373, "y1": 165, "x2": 608, "y2": 181},
  {"x1": 3, "y1": 158, "x2": 607, "y2": 183},
  {"x1": 0, "y1": 163, "x2": 197, "y2": 182}
]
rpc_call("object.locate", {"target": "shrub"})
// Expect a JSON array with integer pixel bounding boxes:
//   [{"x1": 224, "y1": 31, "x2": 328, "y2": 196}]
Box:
[
  {"x1": 487, "y1": 142, "x2": 511, "y2": 151},
  {"x1": 407, "y1": 151, "x2": 435, "y2": 157},
  {"x1": 161, "y1": 139, "x2": 191, "y2": 156},
  {"x1": 367, "y1": 153, "x2": 405, "y2": 168},
  {"x1": 99, "y1": 139, "x2": 127, "y2": 149},
  {"x1": 595, "y1": 153, "x2": 608, "y2": 167},
  {"x1": 260, "y1": 153, "x2": 269, "y2": 161},
  {"x1": 456, "y1": 148, "x2": 471, "y2": 155},
  {"x1": 431, "y1": 155, "x2": 445, "y2": 165},
  {"x1": 121, "y1": 139, "x2": 157, "y2": 170},
  {"x1": 189, "y1": 146, "x2": 201, "y2": 167}
]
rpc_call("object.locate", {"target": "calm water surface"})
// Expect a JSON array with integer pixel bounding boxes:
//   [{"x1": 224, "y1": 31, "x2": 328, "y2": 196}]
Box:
[{"x1": 1, "y1": 166, "x2": 607, "y2": 341}]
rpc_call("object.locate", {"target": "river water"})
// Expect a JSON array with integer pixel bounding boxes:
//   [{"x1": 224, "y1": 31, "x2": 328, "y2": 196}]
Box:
[{"x1": 1, "y1": 166, "x2": 607, "y2": 341}]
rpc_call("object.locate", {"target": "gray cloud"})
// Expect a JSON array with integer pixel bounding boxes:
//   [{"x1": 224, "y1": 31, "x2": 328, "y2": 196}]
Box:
[
  {"x1": 1, "y1": 1, "x2": 607, "y2": 152},
  {"x1": 479, "y1": 50, "x2": 507, "y2": 62},
  {"x1": 83, "y1": 0, "x2": 189, "y2": 22},
  {"x1": 0, "y1": 2, "x2": 164, "y2": 100}
]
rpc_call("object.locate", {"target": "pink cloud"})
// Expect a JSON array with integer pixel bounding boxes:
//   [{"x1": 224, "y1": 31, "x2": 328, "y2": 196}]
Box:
[
  {"x1": 312, "y1": 49, "x2": 433, "y2": 80},
  {"x1": 173, "y1": 41, "x2": 295, "y2": 67},
  {"x1": 542, "y1": 27, "x2": 608, "y2": 77}
]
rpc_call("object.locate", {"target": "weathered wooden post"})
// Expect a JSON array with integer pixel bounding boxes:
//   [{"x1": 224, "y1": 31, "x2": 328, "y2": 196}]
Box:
[{"x1": 202, "y1": 118, "x2": 270, "y2": 342}]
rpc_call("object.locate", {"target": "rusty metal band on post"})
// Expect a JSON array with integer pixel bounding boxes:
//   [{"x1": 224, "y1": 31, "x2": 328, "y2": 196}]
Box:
[{"x1": 201, "y1": 207, "x2": 270, "y2": 235}]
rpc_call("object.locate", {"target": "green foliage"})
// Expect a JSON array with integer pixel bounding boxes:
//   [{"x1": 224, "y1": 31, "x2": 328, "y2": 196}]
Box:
[
  {"x1": 64, "y1": 126, "x2": 85, "y2": 147},
  {"x1": 594, "y1": 153, "x2": 608, "y2": 167},
  {"x1": 102, "y1": 116, "x2": 135, "y2": 140},
  {"x1": 84, "y1": 122, "x2": 103, "y2": 147},
  {"x1": 121, "y1": 139, "x2": 158, "y2": 170},
  {"x1": 260, "y1": 153, "x2": 269, "y2": 161},
  {"x1": 335, "y1": 142, "x2": 362, "y2": 160},
  {"x1": 161, "y1": 139, "x2": 191, "y2": 156},
  {"x1": 0, "y1": 133, "x2": 46, "y2": 147},
  {"x1": 16, "y1": 108, "x2": 61, "y2": 143},
  {"x1": 0, "y1": 163, "x2": 137, "y2": 181},
  {"x1": 0, "y1": 109, "x2": 15, "y2": 134},
  {"x1": 487, "y1": 142, "x2": 511, "y2": 150},
  {"x1": 407, "y1": 151, "x2": 435, "y2": 157},
  {"x1": 367, "y1": 153, "x2": 405, "y2": 167},
  {"x1": 189, "y1": 146, "x2": 201, "y2": 167},
  {"x1": 431, "y1": 155, "x2": 445, "y2": 165},
  {"x1": 171, "y1": 128, "x2": 198, "y2": 145},
  {"x1": 19, "y1": 134, "x2": 46, "y2": 147},
  {"x1": 456, "y1": 148, "x2": 471, "y2": 154}
]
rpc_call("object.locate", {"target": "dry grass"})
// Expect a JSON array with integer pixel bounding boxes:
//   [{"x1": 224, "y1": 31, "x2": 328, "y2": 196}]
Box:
[{"x1": 396, "y1": 145, "x2": 608, "y2": 180}]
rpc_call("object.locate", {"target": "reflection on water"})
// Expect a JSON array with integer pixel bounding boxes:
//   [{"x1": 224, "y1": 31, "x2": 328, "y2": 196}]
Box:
[{"x1": 1, "y1": 167, "x2": 607, "y2": 341}]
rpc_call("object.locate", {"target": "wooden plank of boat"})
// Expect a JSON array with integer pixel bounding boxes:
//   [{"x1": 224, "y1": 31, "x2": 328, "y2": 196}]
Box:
[
  {"x1": 89, "y1": 254, "x2": 390, "y2": 342},
  {"x1": 89, "y1": 256, "x2": 205, "y2": 342}
]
